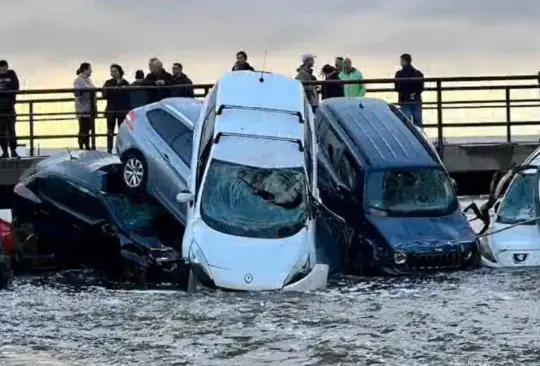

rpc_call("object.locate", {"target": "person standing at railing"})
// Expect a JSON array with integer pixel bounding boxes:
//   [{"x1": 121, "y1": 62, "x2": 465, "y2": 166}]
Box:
[
  {"x1": 74, "y1": 62, "x2": 97, "y2": 150},
  {"x1": 339, "y1": 58, "x2": 366, "y2": 97},
  {"x1": 320, "y1": 64, "x2": 344, "y2": 100},
  {"x1": 171, "y1": 63, "x2": 195, "y2": 98},
  {"x1": 394, "y1": 54, "x2": 424, "y2": 127},
  {"x1": 141, "y1": 58, "x2": 174, "y2": 104},
  {"x1": 103, "y1": 64, "x2": 130, "y2": 153},
  {"x1": 130, "y1": 70, "x2": 147, "y2": 109},
  {"x1": 295, "y1": 54, "x2": 319, "y2": 111},
  {"x1": 0, "y1": 60, "x2": 20, "y2": 159},
  {"x1": 232, "y1": 51, "x2": 255, "y2": 71}
]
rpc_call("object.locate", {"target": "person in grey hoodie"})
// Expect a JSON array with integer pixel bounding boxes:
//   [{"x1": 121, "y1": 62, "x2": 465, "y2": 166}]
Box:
[
  {"x1": 295, "y1": 54, "x2": 319, "y2": 111},
  {"x1": 73, "y1": 62, "x2": 97, "y2": 150}
]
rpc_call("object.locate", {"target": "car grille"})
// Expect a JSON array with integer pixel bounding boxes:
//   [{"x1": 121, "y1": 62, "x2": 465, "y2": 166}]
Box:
[{"x1": 406, "y1": 252, "x2": 471, "y2": 270}]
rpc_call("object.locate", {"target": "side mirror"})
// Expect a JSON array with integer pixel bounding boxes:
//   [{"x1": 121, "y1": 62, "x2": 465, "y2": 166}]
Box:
[
  {"x1": 100, "y1": 222, "x2": 115, "y2": 235},
  {"x1": 176, "y1": 191, "x2": 194, "y2": 203}
]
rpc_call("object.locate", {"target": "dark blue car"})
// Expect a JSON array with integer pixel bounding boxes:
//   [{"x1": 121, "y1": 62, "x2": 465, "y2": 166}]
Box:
[
  {"x1": 315, "y1": 98, "x2": 479, "y2": 274},
  {"x1": 10, "y1": 151, "x2": 188, "y2": 286},
  {"x1": 0, "y1": 241, "x2": 11, "y2": 289}
]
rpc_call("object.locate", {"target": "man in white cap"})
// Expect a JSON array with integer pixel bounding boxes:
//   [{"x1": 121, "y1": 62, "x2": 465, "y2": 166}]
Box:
[{"x1": 295, "y1": 54, "x2": 319, "y2": 111}]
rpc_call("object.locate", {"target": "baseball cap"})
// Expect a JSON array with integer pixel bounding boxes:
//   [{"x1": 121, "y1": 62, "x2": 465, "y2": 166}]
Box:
[{"x1": 301, "y1": 54, "x2": 316, "y2": 63}]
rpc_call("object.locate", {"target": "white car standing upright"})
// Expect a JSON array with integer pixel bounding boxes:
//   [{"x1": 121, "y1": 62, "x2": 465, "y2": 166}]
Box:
[
  {"x1": 176, "y1": 71, "x2": 343, "y2": 291},
  {"x1": 476, "y1": 146, "x2": 540, "y2": 267}
]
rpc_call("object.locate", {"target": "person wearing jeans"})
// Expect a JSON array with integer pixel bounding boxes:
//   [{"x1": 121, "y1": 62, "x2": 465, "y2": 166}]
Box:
[
  {"x1": 74, "y1": 62, "x2": 97, "y2": 150},
  {"x1": 395, "y1": 54, "x2": 424, "y2": 127}
]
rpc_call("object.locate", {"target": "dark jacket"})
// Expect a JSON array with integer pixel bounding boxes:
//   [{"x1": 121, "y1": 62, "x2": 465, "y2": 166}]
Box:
[
  {"x1": 321, "y1": 71, "x2": 344, "y2": 100},
  {"x1": 102, "y1": 78, "x2": 130, "y2": 114},
  {"x1": 171, "y1": 73, "x2": 195, "y2": 98},
  {"x1": 395, "y1": 66, "x2": 424, "y2": 103},
  {"x1": 295, "y1": 65, "x2": 318, "y2": 107},
  {"x1": 141, "y1": 70, "x2": 175, "y2": 103},
  {"x1": 129, "y1": 80, "x2": 148, "y2": 109},
  {"x1": 0, "y1": 70, "x2": 19, "y2": 111},
  {"x1": 232, "y1": 62, "x2": 255, "y2": 71}
]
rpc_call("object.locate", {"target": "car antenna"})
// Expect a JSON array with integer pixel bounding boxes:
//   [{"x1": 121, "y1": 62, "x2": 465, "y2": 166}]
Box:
[
  {"x1": 259, "y1": 51, "x2": 267, "y2": 83},
  {"x1": 66, "y1": 147, "x2": 75, "y2": 160}
]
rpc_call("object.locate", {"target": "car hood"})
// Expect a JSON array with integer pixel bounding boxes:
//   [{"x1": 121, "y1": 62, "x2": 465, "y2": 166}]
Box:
[
  {"x1": 369, "y1": 210, "x2": 477, "y2": 252},
  {"x1": 191, "y1": 219, "x2": 309, "y2": 290},
  {"x1": 489, "y1": 222, "x2": 540, "y2": 251}
]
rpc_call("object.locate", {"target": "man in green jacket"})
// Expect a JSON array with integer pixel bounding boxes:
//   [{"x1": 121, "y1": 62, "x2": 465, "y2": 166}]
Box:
[{"x1": 339, "y1": 58, "x2": 365, "y2": 97}]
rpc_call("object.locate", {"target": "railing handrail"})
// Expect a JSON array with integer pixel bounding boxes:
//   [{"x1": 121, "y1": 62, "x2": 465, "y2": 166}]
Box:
[{"x1": 0, "y1": 74, "x2": 538, "y2": 95}]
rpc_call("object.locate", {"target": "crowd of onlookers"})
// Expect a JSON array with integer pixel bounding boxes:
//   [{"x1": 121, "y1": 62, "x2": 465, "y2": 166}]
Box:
[{"x1": 0, "y1": 51, "x2": 426, "y2": 158}]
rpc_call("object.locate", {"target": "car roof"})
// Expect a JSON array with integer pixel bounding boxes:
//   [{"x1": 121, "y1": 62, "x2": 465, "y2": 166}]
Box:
[
  {"x1": 215, "y1": 71, "x2": 305, "y2": 116},
  {"x1": 212, "y1": 135, "x2": 304, "y2": 169},
  {"x1": 320, "y1": 97, "x2": 440, "y2": 170},
  {"x1": 161, "y1": 97, "x2": 202, "y2": 124},
  {"x1": 36, "y1": 151, "x2": 121, "y2": 190},
  {"x1": 215, "y1": 108, "x2": 304, "y2": 142}
]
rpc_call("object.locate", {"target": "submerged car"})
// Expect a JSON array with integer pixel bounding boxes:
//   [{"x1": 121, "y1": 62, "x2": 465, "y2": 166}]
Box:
[
  {"x1": 176, "y1": 71, "x2": 346, "y2": 292},
  {"x1": 116, "y1": 97, "x2": 201, "y2": 224},
  {"x1": 315, "y1": 97, "x2": 479, "y2": 274},
  {"x1": 11, "y1": 151, "x2": 187, "y2": 285},
  {"x1": 465, "y1": 148, "x2": 540, "y2": 268}
]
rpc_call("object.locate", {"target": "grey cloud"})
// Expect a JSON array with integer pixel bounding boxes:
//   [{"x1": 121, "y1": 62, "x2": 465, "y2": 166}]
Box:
[{"x1": 0, "y1": 0, "x2": 538, "y2": 71}]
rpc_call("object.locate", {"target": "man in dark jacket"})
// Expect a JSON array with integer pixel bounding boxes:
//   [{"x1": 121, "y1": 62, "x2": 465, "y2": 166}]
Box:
[
  {"x1": 130, "y1": 70, "x2": 147, "y2": 109},
  {"x1": 321, "y1": 64, "x2": 344, "y2": 100},
  {"x1": 141, "y1": 58, "x2": 174, "y2": 103},
  {"x1": 0, "y1": 60, "x2": 20, "y2": 158},
  {"x1": 395, "y1": 54, "x2": 424, "y2": 127},
  {"x1": 171, "y1": 63, "x2": 195, "y2": 98},
  {"x1": 232, "y1": 51, "x2": 255, "y2": 71}
]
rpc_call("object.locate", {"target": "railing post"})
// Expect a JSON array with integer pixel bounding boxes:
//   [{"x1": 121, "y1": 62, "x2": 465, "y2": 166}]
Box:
[
  {"x1": 436, "y1": 80, "x2": 444, "y2": 159},
  {"x1": 91, "y1": 117, "x2": 96, "y2": 150},
  {"x1": 28, "y1": 101, "x2": 35, "y2": 156},
  {"x1": 505, "y1": 87, "x2": 511, "y2": 143}
]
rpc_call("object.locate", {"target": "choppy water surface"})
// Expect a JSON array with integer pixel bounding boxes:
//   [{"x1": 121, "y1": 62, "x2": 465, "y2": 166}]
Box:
[{"x1": 2, "y1": 197, "x2": 540, "y2": 366}]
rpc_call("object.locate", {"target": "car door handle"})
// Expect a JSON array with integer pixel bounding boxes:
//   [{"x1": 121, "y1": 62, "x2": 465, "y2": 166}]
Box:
[
  {"x1": 72, "y1": 224, "x2": 82, "y2": 229},
  {"x1": 39, "y1": 209, "x2": 51, "y2": 216},
  {"x1": 163, "y1": 153, "x2": 169, "y2": 161}
]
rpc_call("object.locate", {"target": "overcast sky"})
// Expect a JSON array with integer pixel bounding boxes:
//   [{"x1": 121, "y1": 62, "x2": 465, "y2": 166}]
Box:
[{"x1": 2, "y1": 0, "x2": 539, "y2": 88}]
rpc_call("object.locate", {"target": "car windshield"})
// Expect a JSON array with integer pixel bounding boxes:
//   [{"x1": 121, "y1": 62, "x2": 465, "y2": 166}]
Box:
[
  {"x1": 104, "y1": 193, "x2": 173, "y2": 238},
  {"x1": 366, "y1": 168, "x2": 457, "y2": 216},
  {"x1": 496, "y1": 173, "x2": 535, "y2": 224},
  {"x1": 200, "y1": 159, "x2": 308, "y2": 239}
]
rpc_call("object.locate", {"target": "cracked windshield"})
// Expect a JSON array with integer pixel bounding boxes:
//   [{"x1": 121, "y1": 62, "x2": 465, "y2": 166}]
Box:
[{"x1": 200, "y1": 159, "x2": 307, "y2": 238}]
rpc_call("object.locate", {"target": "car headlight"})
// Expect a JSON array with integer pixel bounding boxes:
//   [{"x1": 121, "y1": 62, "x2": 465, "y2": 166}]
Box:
[
  {"x1": 284, "y1": 253, "x2": 311, "y2": 286},
  {"x1": 188, "y1": 241, "x2": 213, "y2": 280},
  {"x1": 479, "y1": 237, "x2": 497, "y2": 263}
]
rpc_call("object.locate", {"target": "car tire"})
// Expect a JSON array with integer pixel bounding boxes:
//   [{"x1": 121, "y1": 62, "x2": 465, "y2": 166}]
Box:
[{"x1": 121, "y1": 150, "x2": 148, "y2": 192}]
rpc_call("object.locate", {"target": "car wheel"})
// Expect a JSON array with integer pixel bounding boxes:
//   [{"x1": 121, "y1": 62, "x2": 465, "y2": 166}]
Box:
[{"x1": 121, "y1": 151, "x2": 148, "y2": 192}]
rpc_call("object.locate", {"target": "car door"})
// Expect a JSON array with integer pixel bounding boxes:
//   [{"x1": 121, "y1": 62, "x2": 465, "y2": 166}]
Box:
[
  {"x1": 34, "y1": 176, "x2": 87, "y2": 265},
  {"x1": 69, "y1": 185, "x2": 118, "y2": 270},
  {"x1": 145, "y1": 108, "x2": 192, "y2": 222}
]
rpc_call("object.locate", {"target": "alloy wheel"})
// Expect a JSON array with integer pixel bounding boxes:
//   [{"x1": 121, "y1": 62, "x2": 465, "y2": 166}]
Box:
[{"x1": 123, "y1": 158, "x2": 144, "y2": 188}]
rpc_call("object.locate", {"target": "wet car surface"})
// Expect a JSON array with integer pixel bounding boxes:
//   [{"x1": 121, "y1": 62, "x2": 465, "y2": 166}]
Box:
[{"x1": 1, "y1": 198, "x2": 539, "y2": 365}]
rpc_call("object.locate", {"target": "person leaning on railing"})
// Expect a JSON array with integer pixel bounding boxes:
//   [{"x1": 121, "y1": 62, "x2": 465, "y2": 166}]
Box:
[
  {"x1": 73, "y1": 62, "x2": 97, "y2": 150},
  {"x1": 395, "y1": 54, "x2": 424, "y2": 127},
  {"x1": 102, "y1": 63, "x2": 130, "y2": 153}
]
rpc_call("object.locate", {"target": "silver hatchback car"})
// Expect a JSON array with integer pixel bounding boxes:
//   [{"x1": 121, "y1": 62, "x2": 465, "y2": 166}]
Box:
[{"x1": 115, "y1": 97, "x2": 202, "y2": 224}]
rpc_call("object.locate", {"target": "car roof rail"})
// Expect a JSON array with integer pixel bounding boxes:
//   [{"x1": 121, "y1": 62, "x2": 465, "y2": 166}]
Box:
[
  {"x1": 214, "y1": 132, "x2": 303, "y2": 151},
  {"x1": 216, "y1": 104, "x2": 303, "y2": 123}
]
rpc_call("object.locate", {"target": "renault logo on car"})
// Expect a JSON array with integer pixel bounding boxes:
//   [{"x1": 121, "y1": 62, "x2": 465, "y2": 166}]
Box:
[
  {"x1": 244, "y1": 273, "x2": 253, "y2": 283},
  {"x1": 513, "y1": 253, "x2": 528, "y2": 263}
]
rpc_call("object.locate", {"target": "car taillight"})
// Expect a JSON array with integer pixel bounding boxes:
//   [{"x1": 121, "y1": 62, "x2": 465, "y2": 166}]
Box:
[
  {"x1": 0, "y1": 219, "x2": 13, "y2": 255},
  {"x1": 125, "y1": 110, "x2": 135, "y2": 130}
]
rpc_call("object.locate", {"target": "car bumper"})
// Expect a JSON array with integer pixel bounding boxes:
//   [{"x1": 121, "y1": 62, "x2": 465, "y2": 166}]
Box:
[
  {"x1": 282, "y1": 264, "x2": 329, "y2": 292},
  {"x1": 481, "y1": 250, "x2": 540, "y2": 268},
  {"x1": 189, "y1": 263, "x2": 329, "y2": 292}
]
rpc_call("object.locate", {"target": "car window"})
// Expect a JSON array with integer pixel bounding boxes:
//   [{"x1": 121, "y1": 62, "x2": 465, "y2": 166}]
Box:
[
  {"x1": 146, "y1": 108, "x2": 191, "y2": 145},
  {"x1": 197, "y1": 90, "x2": 217, "y2": 190},
  {"x1": 38, "y1": 176, "x2": 76, "y2": 207},
  {"x1": 337, "y1": 151, "x2": 361, "y2": 191},
  {"x1": 304, "y1": 102, "x2": 314, "y2": 186},
  {"x1": 320, "y1": 125, "x2": 345, "y2": 170},
  {"x1": 72, "y1": 186, "x2": 107, "y2": 220},
  {"x1": 170, "y1": 132, "x2": 193, "y2": 165}
]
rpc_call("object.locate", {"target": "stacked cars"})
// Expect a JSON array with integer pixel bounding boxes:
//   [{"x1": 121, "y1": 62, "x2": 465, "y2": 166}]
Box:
[{"x1": 8, "y1": 72, "x2": 483, "y2": 291}]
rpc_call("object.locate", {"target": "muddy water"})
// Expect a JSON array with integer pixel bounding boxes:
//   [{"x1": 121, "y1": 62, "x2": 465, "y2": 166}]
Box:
[{"x1": 1, "y1": 197, "x2": 539, "y2": 366}]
